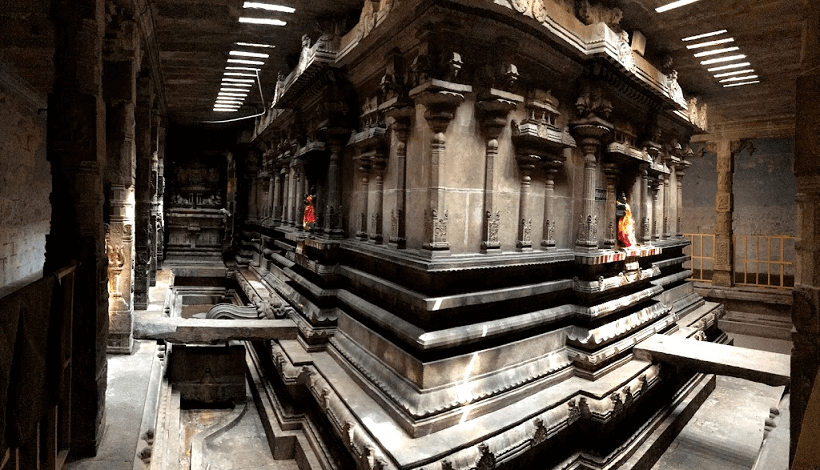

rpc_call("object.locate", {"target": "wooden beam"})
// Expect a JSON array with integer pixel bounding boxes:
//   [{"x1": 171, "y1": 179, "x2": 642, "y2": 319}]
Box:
[{"x1": 633, "y1": 334, "x2": 790, "y2": 387}]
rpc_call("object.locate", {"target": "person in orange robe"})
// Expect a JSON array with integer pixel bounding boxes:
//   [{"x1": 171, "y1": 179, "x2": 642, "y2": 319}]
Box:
[
  {"x1": 617, "y1": 193, "x2": 637, "y2": 248},
  {"x1": 303, "y1": 193, "x2": 316, "y2": 231}
]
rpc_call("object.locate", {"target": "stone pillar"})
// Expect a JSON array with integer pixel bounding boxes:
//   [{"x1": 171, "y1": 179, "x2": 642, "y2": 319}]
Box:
[
  {"x1": 713, "y1": 139, "x2": 734, "y2": 287},
  {"x1": 102, "y1": 1, "x2": 139, "y2": 353},
  {"x1": 325, "y1": 138, "x2": 345, "y2": 237},
  {"x1": 650, "y1": 178, "x2": 661, "y2": 241},
  {"x1": 357, "y1": 156, "x2": 371, "y2": 239},
  {"x1": 149, "y1": 146, "x2": 158, "y2": 286},
  {"x1": 272, "y1": 165, "x2": 282, "y2": 222},
  {"x1": 294, "y1": 162, "x2": 305, "y2": 230},
  {"x1": 413, "y1": 90, "x2": 465, "y2": 254},
  {"x1": 516, "y1": 156, "x2": 537, "y2": 250},
  {"x1": 387, "y1": 108, "x2": 411, "y2": 248},
  {"x1": 791, "y1": 3, "x2": 820, "y2": 464},
  {"x1": 266, "y1": 163, "x2": 275, "y2": 220},
  {"x1": 675, "y1": 161, "x2": 689, "y2": 237},
  {"x1": 571, "y1": 122, "x2": 610, "y2": 250},
  {"x1": 662, "y1": 171, "x2": 672, "y2": 239},
  {"x1": 640, "y1": 165, "x2": 651, "y2": 244},
  {"x1": 134, "y1": 74, "x2": 153, "y2": 311},
  {"x1": 280, "y1": 166, "x2": 290, "y2": 227},
  {"x1": 541, "y1": 164, "x2": 560, "y2": 248},
  {"x1": 476, "y1": 98, "x2": 516, "y2": 253},
  {"x1": 45, "y1": 0, "x2": 108, "y2": 455},
  {"x1": 289, "y1": 165, "x2": 299, "y2": 226},
  {"x1": 370, "y1": 157, "x2": 386, "y2": 243},
  {"x1": 603, "y1": 163, "x2": 619, "y2": 248},
  {"x1": 155, "y1": 118, "x2": 166, "y2": 267}
]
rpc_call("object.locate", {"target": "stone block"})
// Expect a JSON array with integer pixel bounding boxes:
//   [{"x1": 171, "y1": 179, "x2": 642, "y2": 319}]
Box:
[{"x1": 168, "y1": 344, "x2": 246, "y2": 403}]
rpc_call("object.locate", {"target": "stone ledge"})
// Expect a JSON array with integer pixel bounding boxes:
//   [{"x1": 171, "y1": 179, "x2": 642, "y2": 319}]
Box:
[{"x1": 134, "y1": 317, "x2": 297, "y2": 344}]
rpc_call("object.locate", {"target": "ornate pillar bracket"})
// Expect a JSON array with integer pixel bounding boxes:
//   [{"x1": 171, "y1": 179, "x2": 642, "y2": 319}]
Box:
[
  {"x1": 384, "y1": 105, "x2": 412, "y2": 249},
  {"x1": 477, "y1": 90, "x2": 521, "y2": 252},
  {"x1": 570, "y1": 116, "x2": 612, "y2": 251},
  {"x1": 410, "y1": 79, "x2": 470, "y2": 253}
]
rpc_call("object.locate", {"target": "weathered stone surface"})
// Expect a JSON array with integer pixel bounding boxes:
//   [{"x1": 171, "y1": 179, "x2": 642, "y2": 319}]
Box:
[
  {"x1": 634, "y1": 334, "x2": 789, "y2": 387},
  {"x1": 135, "y1": 317, "x2": 297, "y2": 344}
]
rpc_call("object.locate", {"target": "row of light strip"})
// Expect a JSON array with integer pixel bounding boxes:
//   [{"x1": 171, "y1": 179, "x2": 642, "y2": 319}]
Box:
[
  {"x1": 682, "y1": 29, "x2": 759, "y2": 88},
  {"x1": 655, "y1": 2, "x2": 759, "y2": 89},
  {"x1": 213, "y1": 2, "x2": 295, "y2": 112}
]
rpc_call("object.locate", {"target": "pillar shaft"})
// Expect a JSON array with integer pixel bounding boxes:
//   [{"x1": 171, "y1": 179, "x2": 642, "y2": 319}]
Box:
[
  {"x1": 713, "y1": 139, "x2": 734, "y2": 286},
  {"x1": 133, "y1": 75, "x2": 153, "y2": 311},
  {"x1": 640, "y1": 167, "x2": 651, "y2": 244},
  {"x1": 541, "y1": 169, "x2": 558, "y2": 248}
]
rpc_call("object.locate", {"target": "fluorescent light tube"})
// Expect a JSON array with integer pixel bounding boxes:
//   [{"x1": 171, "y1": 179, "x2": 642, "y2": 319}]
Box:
[{"x1": 682, "y1": 30, "x2": 728, "y2": 42}]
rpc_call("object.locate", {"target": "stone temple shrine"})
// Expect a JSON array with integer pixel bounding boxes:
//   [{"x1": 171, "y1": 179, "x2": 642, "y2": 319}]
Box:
[{"x1": 0, "y1": 0, "x2": 816, "y2": 469}]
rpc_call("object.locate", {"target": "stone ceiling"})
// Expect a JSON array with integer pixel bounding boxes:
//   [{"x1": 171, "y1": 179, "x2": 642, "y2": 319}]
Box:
[{"x1": 151, "y1": 0, "x2": 806, "y2": 136}]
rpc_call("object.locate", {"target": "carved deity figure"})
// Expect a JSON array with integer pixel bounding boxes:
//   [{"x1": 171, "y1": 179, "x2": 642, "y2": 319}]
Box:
[
  {"x1": 303, "y1": 191, "x2": 316, "y2": 231},
  {"x1": 616, "y1": 192, "x2": 637, "y2": 248}
]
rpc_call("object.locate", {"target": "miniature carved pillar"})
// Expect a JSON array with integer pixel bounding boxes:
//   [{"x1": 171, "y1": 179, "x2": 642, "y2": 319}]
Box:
[
  {"x1": 675, "y1": 161, "x2": 689, "y2": 237},
  {"x1": 357, "y1": 155, "x2": 371, "y2": 239},
  {"x1": 280, "y1": 167, "x2": 290, "y2": 227},
  {"x1": 640, "y1": 165, "x2": 651, "y2": 244},
  {"x1": 45, "y1": 0, "x2": 109, "y2": 453},
  {"x1": 477, "y1": 98, "x2": 517, "y2": 252},
  {"x1": 149, "y1": 147, "x2": 159, "y2": 286},
  {"x1": 294, "y1": 162, "x2": 305, "y2": 230},
  {"x1": 325, "y1": 138, "x2": 345, "y2": 237},
  {"x1": 662, "y1": 171, "x2": 672, "y2": 239},
  {"x1": 413, "y1": 89, "x2": 465, "y2": 253},
  {"x1": 650, "y1": 178, "x2": 661, "y2": 241},
  {"x1": 516, "y1": 156, "x2": 538, "y2": 250},
  {"x1": 387, "y1": 108, "x2": 411, "y2": 248},
  {"x1": 713, "y1": 139, "x2": 734, "y2": 286},
  {"x1": 571, "y1": 123, "x2": 610, "y2": 250},
  {"x1": 272, "y1": 166, "x2": 282, "y2": 222},
  {"x1": 266, "y1": 164, "x2": 275, "y2": 220},
  {"x1": 371, "y1": 157, "x2": 386, "y2": 243},
  {"x1": 603, "y1": 163, "x2": 619, "y2": 248},
  {"x1": 541, "y1": 165, "x2": 560, "y2": 248}
]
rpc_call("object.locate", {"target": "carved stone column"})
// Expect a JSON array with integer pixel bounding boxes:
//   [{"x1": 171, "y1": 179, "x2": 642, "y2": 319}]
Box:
[
  {"x1": 675, "y1": 160, "x2": 690, "y2": 237},
  {"x1": 370, "y1": 157, "x2": 386, "y2": 243},
  {"x1": 662, "y1": 171, "x2": 672, "y2": 239},
  {"x1": 713, "y1": 139, "x2": 734, "y2": 286},
  {"x1": 280, "y1": 166, "x2": 290, "y2": 227},
  {"x1": 45, "y1": 0, "x2": 108, "y2": 454},
  {"x1": 571, "y1": 121, "x2": 611, "y2": 250},
  {"x1": 272, "y1": 165, "x2": 282, "y2": 222},
  {"x1": 515, "y1": 156, "x2": 538, "y2": 250},
  {"x1": 266, "y1": 161, "x2": 275, "y2": 220},
  {"x1": 476, "y1": 96, "x2": 517, "y2": 252},
  {"x1": 357, "y1": 155, "x2": 371, "y2": 239},
  {"x1": 149, "y1": 146, "x2": 159, "y2": 286},
  {"x1": 294, "y1": 161, "x2": 305, "y2": 230},
  {"x1": 134, "y1": 75, "x2": 153, "y2": 311},
  {"x1": 602, "y1": 163, "x2": 619, "y2": 248},
  {"x1": 325, "y1": 137, "x2": 345, "y2": 237},
  {"x1": 640, "y1": 165, "x2": 651, "y2": 244},
  {"x1": 411, "y1": 84, "x2": 467, "y2": 254},
  {"x1": 541, "y1": 164, "x2": 560, "y2": 248},
  {"x1": 386, "y1": 107, "x2": 411, "y2": 248},
  {"x1": 650, "y1": 177, "x2": 661, "y2": 241}
]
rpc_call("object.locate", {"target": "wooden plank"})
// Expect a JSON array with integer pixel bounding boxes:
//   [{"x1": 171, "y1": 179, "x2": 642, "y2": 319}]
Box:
[
  {"x1": 135, "y1": 318, "x2": 297, "y2": 344},
  {"x1": 633, "y1": 334, "x2": 790, "y2": 387}
]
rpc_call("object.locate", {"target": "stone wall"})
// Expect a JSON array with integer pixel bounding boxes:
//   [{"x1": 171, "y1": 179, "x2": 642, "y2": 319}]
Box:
[
  {"x1": 0, "y1": 62, "x2": 50, "y2": 296},
  {"x1": 681, "y1": 147, "x2": 716, "y2": 235}
]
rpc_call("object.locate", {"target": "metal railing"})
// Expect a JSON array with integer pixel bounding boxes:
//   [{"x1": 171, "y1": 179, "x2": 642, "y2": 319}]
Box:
[
  {"x1": 683, "y1": 233, "x2": 795, "y2": 289},
  {"x1": 734, "y1": 234, "x2": 795, "y2": 288},
  {"x1": 683, "y1": 233, "x2": 715, "y2": 283}
]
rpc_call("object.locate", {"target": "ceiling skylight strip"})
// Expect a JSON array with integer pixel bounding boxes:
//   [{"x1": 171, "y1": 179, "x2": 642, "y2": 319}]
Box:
[
  {"x1": 723, "y1": 80, "x2": 760, "y2": 87},
  {"x1": 214, "y1": 109, "x2": 239, "y2": 112},
  {"x1": 227, "y1": 58, "x2": 265, "y2": 65},
  {"x1": 719, "y1": 75, "x2": 758, "y2": 83},
  {"x1": 656, "y1": 0, "x2": 700, "y2": 13},
  {"x1": 236, "y1": 42, "x2": 275, "y2": 48},
  {"x1": 219, "y1": 92, "x2": 248, "y2": 98},
  {"x1": 713, "y1": 69, "x2": 755, "y2": 78},
  {"x1": 242, "y1": 2, "x2": 295, "y2": 13},
  {"x1": 700, "y1": 54, "x2": 746, "y2": 65},
  {"x1": 222, "y1": 78, "x2": 255, "y2": 83},
  {"x1": 229, "y1": 50, "x2": 270, "y2": 59},
  {"x1": 707, "y1": 62, "x2": 752, "y2": 72},
  {"x1": 226, "y1": 66, "x2": 261, "y2": 71},
  {"x1": 238, "y1": 17, "x2": 287, "y2": 26},
  {"x1": 686, "y1": 38, "x2": 734, "y2": 49},
  {"x1": 221, "y1": 83, "x2": 253, "y2": 88},
  {"x1": 224, "y1": 72, "x2": 257, "y2": 77},
  {"x1": 682, "y1": 30, "x2": 728, "y2": 42},
  {"x1": 693, "y1": 47, "x2": 740, "y2": 58}
]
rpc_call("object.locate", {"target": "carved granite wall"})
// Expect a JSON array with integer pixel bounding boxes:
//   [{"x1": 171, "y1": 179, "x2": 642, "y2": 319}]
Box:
[
  {"x1": 0, "y1": 62, "x2": 50, "y2": 296},
  {"x1": 681, "y1": 149, "x2": 716, "y2": 235},
  {"x1": 733, "y1": 138, "x2": 795, "y2": 236}
]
